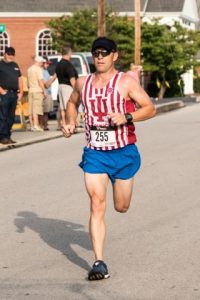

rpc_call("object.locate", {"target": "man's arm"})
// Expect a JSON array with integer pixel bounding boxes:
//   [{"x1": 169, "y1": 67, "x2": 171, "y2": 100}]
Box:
[
  {"x1": 17, "y1": 76, "x2": 23, "y2": 101},
  {"x1": 69, "y1": 77, "x2": 76, "y2": 88},
  {"x1": 62, "y1": 77, "x2": 85, "y2": 137},
  {"x1": 127, "y1": 76, "x2": 156, "y2": 121},
  {"x1": 44, "y1": 73, "x2": 57, "y2": 89},
  {"x1": 109, "y1": 74, "x2": 156, "y2": 125}
]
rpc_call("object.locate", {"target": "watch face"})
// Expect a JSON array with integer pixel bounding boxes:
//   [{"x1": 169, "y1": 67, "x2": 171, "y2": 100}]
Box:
[{"x1": 125, "y1": 113, "x2": 133, "y2": 122}]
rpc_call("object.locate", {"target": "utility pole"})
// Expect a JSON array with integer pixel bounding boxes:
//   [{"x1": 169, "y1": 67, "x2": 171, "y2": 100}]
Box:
[
  {"x1": 97, "y1": 0, "x2": 106, "y2": 36},
  {"x1": 134, "y1": 0, "x2": 141, "y2": 65}
]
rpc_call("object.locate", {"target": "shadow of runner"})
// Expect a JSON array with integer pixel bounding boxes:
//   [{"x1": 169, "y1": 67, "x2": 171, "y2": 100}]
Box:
[{"x1": 14, "y1": 211, "x2": 92, "y2": 271}]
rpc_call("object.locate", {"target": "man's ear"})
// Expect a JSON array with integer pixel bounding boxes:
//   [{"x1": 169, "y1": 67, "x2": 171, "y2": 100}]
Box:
[{"x1": 113, "y1": 52, "x2": 119, "y2": 62}]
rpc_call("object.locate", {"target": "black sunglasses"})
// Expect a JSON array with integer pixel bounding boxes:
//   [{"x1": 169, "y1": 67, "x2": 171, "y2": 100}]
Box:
[{"x1": 92, "y1": 50, "x2": 111, "y2": 58}]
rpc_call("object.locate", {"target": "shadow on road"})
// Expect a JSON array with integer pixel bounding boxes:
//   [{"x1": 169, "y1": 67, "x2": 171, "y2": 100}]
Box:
[{"x1": 14, "y1": 211, "x2": 92, "y2": 271}]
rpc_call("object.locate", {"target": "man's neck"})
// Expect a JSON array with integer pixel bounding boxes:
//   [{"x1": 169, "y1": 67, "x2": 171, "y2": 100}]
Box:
[{"x1": 62, "y1": 55, "x2": 70, "y2": 61}]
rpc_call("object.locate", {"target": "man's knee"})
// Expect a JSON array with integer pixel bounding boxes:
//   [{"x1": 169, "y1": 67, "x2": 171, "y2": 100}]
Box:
[
  {"x1": 114, "y1": 203, "x2": 130, "y2": 213},
  {"x1": 90, "y1": 194, "x2": 105, "y2": 216}
]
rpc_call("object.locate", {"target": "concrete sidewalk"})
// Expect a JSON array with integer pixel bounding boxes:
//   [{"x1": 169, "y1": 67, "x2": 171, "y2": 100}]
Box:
[
  {"x1": 0, "y1": 120, "x2": 84, "y2": 152},
  {"x1": 0, "y1": 100, "x2": 185, "y2": 152}
]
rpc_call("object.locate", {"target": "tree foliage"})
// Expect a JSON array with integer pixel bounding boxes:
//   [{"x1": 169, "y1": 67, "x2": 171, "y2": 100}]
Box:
[
  {"x1": 48, "y1": 9, "x2": 200, "y2": 97},
  {"x1": 141, "y1": 20, "x2": 200, "y2": 97},
  {"x1": 47, "y1": 9, "x2": 134, "y2": 69}
]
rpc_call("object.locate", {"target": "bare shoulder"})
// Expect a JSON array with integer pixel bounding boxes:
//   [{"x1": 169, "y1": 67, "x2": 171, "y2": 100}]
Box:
[
  {"x1": 118, "y1": 72, "x2": 141, "y2": 97},
  {"x1": 76, "y1": 76, "x2": 87, "y2": 91},
  {"x1": 119, "y1": 72, "x2": 139, "y2": 86}
]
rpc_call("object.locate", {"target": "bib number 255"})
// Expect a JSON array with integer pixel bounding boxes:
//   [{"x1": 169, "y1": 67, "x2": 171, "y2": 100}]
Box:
[{"x1": 90, "y1": 129, "x2": 116, "y2": 147}]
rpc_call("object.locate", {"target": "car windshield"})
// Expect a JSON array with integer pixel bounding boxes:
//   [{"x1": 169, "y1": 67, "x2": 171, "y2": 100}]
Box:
[
  {"x1": 70, "y1": 57, "x2": 83, "y2": 75},
  {"x1": 85, "y1": 55, "x2": 96, "y2": 73}
]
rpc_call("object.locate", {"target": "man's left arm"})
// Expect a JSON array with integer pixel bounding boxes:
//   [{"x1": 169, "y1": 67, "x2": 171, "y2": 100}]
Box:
[
  {"x1": 109, "y1": 75, "x2": 156, "y2": 125},
  {"x1": 17, "y1": 76, "x2": 23, "y2": 102},
  {"x1": 127, "y1": 77, "x2": 156, "y2": 122}
]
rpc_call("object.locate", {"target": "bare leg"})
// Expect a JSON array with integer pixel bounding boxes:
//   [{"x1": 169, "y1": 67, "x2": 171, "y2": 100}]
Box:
[
  {"x1": 56, "y1": 109, "x2": 61, "y2": 129},
  {"x1": 33, "y1": 113, "x2": 39, "y2": 127},
  {"x1": 113, "y1": 178, "x2": 134, "y2": 213},
  {"x1": 60, "y1": 109, "x2": 66, "y2": 126},
  {"x1": 43, "y1": 113, "x2": 49, "y2": 129},
  {"x1": 29, "y1": 115, "x2": 34, "y2": 128},
  {"x1": 84, "y1": 173, "x2": 109, "y2": 261}
]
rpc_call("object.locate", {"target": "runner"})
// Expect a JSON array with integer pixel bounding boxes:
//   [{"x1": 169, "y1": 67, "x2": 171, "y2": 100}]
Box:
[{"x1": 62, "y1": 37, "x2": 156, "y2": 280}]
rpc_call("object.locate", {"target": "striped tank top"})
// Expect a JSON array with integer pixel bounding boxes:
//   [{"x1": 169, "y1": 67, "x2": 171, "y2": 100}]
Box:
[{"x1": 81, "y1": 72, "x2": 137, "y2": 151}]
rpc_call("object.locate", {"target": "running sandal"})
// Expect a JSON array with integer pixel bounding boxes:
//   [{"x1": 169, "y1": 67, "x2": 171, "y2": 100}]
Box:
[{"x1": 88, "y1": 260, "x2": 110, "y2": 281}]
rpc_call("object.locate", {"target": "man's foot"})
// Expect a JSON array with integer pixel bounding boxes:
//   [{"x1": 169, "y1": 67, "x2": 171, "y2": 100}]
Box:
[
  {"x1": 0, "y1": 138, "x2": 13, "y2": 145},
  {"x1": 44, "y1": 128, "x2": 49, "y2": 131},
  {"x1": 31, "y1": 126, "x2": 44, "y2": 132},
  {"x1": 88, "y1": 260, "x2": 110, "y2": 281},
  {"x1": 9, "y1": 138, "x2": 17, "y2": 144}
]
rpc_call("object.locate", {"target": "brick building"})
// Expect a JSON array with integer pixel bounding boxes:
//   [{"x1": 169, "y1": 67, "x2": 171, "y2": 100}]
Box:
[{"x1": 0, "y1": 0, "x2": 199, "y2": 78}]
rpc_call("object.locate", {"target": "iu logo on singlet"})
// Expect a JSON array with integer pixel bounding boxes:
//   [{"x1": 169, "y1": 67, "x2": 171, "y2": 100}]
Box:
[{"x1": 89, "y1": 96, "x2": 108, "y2": 122}]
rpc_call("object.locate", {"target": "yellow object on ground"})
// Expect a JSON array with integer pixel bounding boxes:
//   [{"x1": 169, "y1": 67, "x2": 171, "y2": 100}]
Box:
[{"x1": 12, "y1": 102, "x2": 27, "y2": 130}]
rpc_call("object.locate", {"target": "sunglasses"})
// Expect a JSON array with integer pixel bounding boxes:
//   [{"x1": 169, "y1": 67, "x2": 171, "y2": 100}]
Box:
[{"x1": 92, "y1": 50, "x2": 111, "y2": 58}]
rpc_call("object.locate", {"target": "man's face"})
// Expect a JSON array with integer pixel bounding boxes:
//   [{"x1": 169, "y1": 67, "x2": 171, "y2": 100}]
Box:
[
  {"x1": 4, "y1": 53, "x2": 15, "y2": 63},
  {"x1": 92, "y1": 48, "x2": 118, "y2": 73},
  {"x1": 43, "y1": 62, "x2": 49, "y2": 69}
]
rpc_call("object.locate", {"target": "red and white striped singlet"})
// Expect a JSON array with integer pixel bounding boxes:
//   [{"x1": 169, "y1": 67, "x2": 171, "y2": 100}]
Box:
[{"x1": 81, "y1": 72, "x2": 137, "y2": 151}]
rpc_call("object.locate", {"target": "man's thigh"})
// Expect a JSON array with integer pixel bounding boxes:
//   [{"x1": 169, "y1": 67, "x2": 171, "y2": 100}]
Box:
[{"x1": 84, "y1": 173, "x2": 109, "y2": 201}]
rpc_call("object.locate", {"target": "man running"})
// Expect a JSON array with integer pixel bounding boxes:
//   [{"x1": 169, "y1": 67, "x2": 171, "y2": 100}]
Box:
[{"x1": 62, "y1": 37, "x2": 156, "y2": 281}]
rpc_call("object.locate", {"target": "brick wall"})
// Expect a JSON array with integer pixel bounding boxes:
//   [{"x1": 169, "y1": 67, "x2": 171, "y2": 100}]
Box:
[{"x1": 1, "y1": 17, "x2": 51, "y2": 75}]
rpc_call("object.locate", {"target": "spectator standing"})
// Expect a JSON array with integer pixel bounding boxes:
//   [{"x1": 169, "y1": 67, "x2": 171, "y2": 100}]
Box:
[
  {"x1": 27, "y1": 56, "x2": 46, "y2": 131},
  {"x1": 41, "y1": 57, "x2": 56, "y2": 130},
  {"x1": 55, "y1": 46, "x2": 78, "y2": 129},
  {"x1": 0, "y1": 46, "x2": 23, "y2": 144}
]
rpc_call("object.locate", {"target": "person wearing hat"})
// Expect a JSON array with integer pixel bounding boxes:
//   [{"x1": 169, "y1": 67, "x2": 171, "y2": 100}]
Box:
[
  {"x1": 62, "y1": 37, "x2": 156, "y2": 280},
  {"x1": 0, "y1": 46, "x2": 23, "y2": 144},
  {"x1": 27, "y1": 56, "x2": 47, "y2": 131}
]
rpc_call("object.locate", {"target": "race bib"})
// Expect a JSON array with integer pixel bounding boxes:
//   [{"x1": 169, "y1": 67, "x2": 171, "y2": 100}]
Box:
[{"x1": 90, "y1": 128, "x2": 116, "y2": 148}]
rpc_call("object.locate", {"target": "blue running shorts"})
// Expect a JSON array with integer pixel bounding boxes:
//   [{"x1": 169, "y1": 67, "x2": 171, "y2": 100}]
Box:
[{"x1": 79, "y1": 144, "x2": 141, "y2": 184}]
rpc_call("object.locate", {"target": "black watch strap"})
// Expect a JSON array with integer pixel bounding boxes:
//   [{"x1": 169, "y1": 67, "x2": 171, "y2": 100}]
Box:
[{"x1": 125, "y1": 113, "x2": 133, "y2": 123}]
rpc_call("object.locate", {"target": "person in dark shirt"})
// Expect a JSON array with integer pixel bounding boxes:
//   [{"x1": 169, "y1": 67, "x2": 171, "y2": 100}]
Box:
[
  {"x1": 55, "y1": 46, "x2": 78, "y2": 129},
  {"x1": 0, "y1": 47, "x2": 23, "y2": 144}
]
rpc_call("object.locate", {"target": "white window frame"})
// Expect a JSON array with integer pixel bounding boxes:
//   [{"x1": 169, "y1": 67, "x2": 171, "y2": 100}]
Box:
[
  {"x1": 36, "y1": 28, "x2": 57, "y2": 57},
  {"x1": 0, "y1": 31, "x2": 9, "y2": 58}
]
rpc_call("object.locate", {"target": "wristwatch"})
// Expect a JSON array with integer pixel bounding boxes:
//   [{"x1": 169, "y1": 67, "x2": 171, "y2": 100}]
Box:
[{"x1": 125, "y1": 113, "x2": 133, "y2": 123}]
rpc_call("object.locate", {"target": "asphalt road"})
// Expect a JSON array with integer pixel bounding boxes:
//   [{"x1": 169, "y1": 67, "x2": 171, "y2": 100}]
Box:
[{"x1": 0, "y1": 104, "x2": 200, "y2": 300}]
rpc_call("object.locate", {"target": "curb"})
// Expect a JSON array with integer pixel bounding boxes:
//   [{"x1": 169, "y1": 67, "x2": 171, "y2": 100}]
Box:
[
  {"x1": 0, "y1": 134, "x2": 63, "y2": 152},
  {"x1": 155, "y1": 100, "x2": 185, "y2": 114},
  {"x1": 0, "y1": 128, "x2": 85, "y2": 152}
]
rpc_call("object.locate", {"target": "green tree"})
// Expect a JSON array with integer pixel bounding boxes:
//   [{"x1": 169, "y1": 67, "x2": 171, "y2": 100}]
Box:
[
  {"x1": 48, "y1": 9, "x2": 98, "y2": 51},
  {"x1": 48, "y1": 10, "x2": 200, "y2": 97},
  {"x1": 47, "y1": 8, "x2": 134, "y2": 69},
  {"x1": 142, "y1": 20, "x2": 200, "y2": 98}
]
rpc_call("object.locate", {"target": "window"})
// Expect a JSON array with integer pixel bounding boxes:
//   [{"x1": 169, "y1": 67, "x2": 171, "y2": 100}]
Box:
[
  {"x1": 37, "y1": 29, "x2": 57, "y2": 57},
  {"x1": 0, "y1": 32, "x2": 9, "y2": 58}
]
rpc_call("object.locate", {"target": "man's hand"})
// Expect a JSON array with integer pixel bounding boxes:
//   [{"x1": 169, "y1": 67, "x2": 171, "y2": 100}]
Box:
[
  {"x1": 17, "y1": 91, "x2": 23, "y2": 102},
  {"x1": 0, "y1": 88, "x2": 7, "y2": 95},
  {"x1": 108, "y1": 112, "x2": 127, "y2": 126},
  {"x1": 62, "y1": 124, "x2": 76, "y2": 138}
]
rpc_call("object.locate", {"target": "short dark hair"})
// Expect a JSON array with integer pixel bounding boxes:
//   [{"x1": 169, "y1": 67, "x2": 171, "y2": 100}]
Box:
[
  {"x1": 61, "y1": 46, "x2": 72, "y2": 56},
  {"x1": 5, "y1": 46, "x2": 15, "y2": 56}
]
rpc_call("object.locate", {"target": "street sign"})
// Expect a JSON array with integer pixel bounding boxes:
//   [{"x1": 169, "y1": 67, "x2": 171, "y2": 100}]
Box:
[{"x1": 0, "y1": 24, "x2": 6, "y2": 33}]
